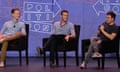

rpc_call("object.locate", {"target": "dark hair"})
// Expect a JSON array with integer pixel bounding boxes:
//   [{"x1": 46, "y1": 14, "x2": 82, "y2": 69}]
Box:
[
  {"x1": 61, "y1": 10, "x2": 69, "y2": 15},
  {"x1": 11, "y1": 8, "x2": 20, "y2": 14},
  {"x1": 106, "y1": 11, "x2": 116, "y2": 20}
]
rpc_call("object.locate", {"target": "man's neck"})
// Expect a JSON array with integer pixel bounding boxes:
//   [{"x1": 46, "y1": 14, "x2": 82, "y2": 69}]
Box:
[
  {"x1": 61, "y1": 21, "x2": 67, "y2": 25},
  {"x1": 13, "y1": 18, "x2": 18, "y2": 23},
  {"x1": 109, "y1": 22, "x2": 115, "y2": 25}
]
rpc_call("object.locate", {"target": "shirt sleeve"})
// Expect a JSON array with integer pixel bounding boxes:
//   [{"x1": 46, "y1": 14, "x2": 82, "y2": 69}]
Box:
[
  {"x1": 21, "y1": 23, "x2": 26, "y2": 35},
  {"x1": 70, "y1": 23, "x2": 76, "y2": 36},
  {"x1": 51, "y1": 23, "x2": 56, "y2": 34},
  {"x1": 112, "y1": 26, "x2": 118, "y2": 34},
  {"x1": 0, "y1": 22, "x2": 7, "y2": 34}
]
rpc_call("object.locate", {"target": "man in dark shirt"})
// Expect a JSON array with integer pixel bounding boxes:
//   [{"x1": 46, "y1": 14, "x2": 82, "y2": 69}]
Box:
[{"x1": 80, "y1": 11, "x2": 118, "y2": 69}]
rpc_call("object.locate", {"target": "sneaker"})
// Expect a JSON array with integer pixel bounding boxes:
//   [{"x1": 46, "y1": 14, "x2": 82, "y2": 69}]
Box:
[
  {"x1": 50, "y1": 61, "x2": 56, "y2": 67},
  {"x1": 96, "y1": 53, "x2": 102, "y2": 57},
  {"x1": 36, "y1": 46, "x2": 43, "y2": 56},
  {"x1": 92, "y1": 52, "x2": 102, "y2": 58},
  {"x1": 80, "y1": 62, "x2": 87, "y2": 69}
]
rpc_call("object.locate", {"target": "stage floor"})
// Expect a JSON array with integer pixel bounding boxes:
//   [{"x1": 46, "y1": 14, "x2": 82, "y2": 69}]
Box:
[{"x1": 0, "y1": 57, "x2": 120, "y2": 72}]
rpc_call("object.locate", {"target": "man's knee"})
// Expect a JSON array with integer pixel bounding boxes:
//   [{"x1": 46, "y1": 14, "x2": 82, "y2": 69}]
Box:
[{"x1": 90, "y1": 37, "x2": 97, "y2": 43}]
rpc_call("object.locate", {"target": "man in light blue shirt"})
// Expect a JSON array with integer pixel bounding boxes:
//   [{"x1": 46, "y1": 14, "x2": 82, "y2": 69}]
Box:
[
  {"x1": 0, "y1": 8, "x2": 26, "y2": 67},
  {"x1": 37, "y1": 10, "x2": 75, "y2": 67}
]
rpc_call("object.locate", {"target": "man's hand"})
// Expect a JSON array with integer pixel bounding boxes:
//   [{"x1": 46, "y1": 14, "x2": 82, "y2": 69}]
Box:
[
  {"x1": 0, "y1": 34, "x2": 6, "y2": 39},
  {"x1": 99, "y1": 25, "x2": 117, "y2": 40},
  {"x1": 100, "y1": 25, "x2": 105, "y2": 32},
  {"x1": 65, "y1": 35, "x2": 70, "y2": 42}
]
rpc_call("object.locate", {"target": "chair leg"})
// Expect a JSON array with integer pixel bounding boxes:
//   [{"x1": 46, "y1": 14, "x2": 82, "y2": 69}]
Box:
[
  {"x1": 19, "y1": 51, "x2": 22, "y2": 66},
  {"x1": 64, "y1": 51, "x2": 66, "y2": 67},
  {"x1": 75, "y1": 51, "x2": 79, "y2": 66},
  {"x1": 26, "y1": 49, "x2": 29, "y2": 65},
  {"x1": 43, "y1": 51, "x2": 46, "y2": 67},
  {"x1": 101, "y1": 54, "x2": 105, "y2": 69},
  {"x1": 81, "y1": 42, "x2": 85, "y2": 62},
  {"x1": 56, "y1": 52, "x2": 59, "y2": 67},
  {"x1": 81, "y1": 51, "x2": 85, "y2": 62},
  {"x1": 97, "y1": 58, "x2": 101, "y2": 69},
  {"x1": 4, "y1": 59, "x2": 6, "y2": 67},
  {"x1": 116, "y1": 52, "x2": 120, "y2": 68}
]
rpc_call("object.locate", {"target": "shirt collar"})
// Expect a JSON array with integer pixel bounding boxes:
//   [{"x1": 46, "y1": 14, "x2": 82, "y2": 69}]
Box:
[
  {"x1": 12, "y1": 19, "x2": 19, "y2": 24},
  {"x1": 60, "y1": 21, "x2": 68, "y2": 26}
]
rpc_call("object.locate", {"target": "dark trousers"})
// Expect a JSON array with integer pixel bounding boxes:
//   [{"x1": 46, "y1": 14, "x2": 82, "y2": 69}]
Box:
[{"x1": 43, "y1": 35, "x2": 66, "y2": 63}]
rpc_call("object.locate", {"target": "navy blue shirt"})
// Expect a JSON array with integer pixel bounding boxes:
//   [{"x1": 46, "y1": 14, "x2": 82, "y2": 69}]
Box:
[{"x1": 98, "y1": 22, "x2": 118, "y2": 41}]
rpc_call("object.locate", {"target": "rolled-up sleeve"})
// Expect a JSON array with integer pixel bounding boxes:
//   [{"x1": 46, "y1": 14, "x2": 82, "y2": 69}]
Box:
[
  {"x1": 0, "y1": 23, "x2": 7, "y2": 34},
  {"x1": 51, "y1": 23, "x2": 56, "y2": 34},
  {"x1": 21, "y1": 23, "x2": 26, "y2": 35},
  {"x1": 70, "y1": 23, "x2": 76, "y2": 36}
]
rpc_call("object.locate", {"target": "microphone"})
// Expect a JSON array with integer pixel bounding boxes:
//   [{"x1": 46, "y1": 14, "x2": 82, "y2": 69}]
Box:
[{"x1": 13, "y1": 25, "x2": 16, "y2": 28}]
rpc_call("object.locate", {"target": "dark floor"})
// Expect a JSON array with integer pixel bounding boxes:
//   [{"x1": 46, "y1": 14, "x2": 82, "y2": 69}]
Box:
[{"x1": 0, "y1": 57, "x2": 120, "y2": 72}]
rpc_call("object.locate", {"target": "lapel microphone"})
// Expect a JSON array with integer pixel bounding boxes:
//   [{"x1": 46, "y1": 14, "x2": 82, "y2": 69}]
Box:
[{"x1": 13, "y1": 25, "x2": 16, "y2": 28}]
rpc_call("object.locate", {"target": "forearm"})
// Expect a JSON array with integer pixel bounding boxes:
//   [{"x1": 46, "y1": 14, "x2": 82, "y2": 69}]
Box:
[
  {"x1": 2, "y1": 32, "x2": 26, "y2": 42},
  {"x1": 101, "y1": 30, "x2": 115, "y2": 40},
  {"x1": 15, "y1": 32, "x2": 26, "y2": 37},
  {"x1": 67, "y1": 34, "x2": 75, "y2": 38}
]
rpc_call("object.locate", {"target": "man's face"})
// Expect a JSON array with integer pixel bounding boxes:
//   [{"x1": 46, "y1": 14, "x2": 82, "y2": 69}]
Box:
[
  {"x1": 12, "y1": 10, "x2": 20, "y2": 20},
  {"x1": 61, "y1": 12, "x2": 68, "y2": 22},
  {"x1": 106, "y1": 15, "x2": 114, "y2": 24}
]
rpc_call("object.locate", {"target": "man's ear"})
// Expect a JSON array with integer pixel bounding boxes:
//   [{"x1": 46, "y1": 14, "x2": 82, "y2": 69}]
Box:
[{"x1": 112, "y1": 18, "x2": 114, "y2": 21}]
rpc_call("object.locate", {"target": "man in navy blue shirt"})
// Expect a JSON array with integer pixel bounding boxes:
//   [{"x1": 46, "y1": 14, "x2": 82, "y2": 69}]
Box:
[{"x1": 80, "y1": 11, "x2": 118, "y2": 69}]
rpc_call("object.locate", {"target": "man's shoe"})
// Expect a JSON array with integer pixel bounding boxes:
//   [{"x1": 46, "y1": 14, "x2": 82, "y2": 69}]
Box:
[
  {"x1": 50, "y1": 61, "x2": 56, "y2": 67},
  {"x1": 92, "y1": 52, "x2": 102, "y2": 58},
  {"x1": 36, "y1": 46, "x2": 43, "y2": 56},
  {"x1": 80, "y1": 62, "x2": 87, "y2": 69}
]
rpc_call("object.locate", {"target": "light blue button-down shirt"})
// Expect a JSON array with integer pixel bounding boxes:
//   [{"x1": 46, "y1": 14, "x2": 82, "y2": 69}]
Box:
[
  {"x1": 0, "y1": 20, "x2": 26, "y2": 36},
  {"x1": 52, "y1": 21, "x2": 75, "y2": 36}
]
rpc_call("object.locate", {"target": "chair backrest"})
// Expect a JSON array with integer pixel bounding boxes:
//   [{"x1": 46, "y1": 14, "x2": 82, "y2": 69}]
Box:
[
  {"x1": 25, "y1": 24, "x2": 29, "y2": 39},
  {"x1": 100, "y1": 26, "x2": 120, "y2": 53},
  {"x1": 23, "y1": 24, "x2": 29, "y2": 50},
  {"x1": 6, "y1": 24, "x2": 29, "y2": 51},
  {"x1": 66, "y1": 24, "x2": 80, "y2": 51},
  {"x1": 74, "y1": 25, "x2": 80, "y2": 41},
  {"x1": 115, "y1": 26, "x2": 120, "y2": 40}
]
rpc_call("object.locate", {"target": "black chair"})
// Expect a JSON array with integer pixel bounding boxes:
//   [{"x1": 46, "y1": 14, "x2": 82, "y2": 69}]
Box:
[
  {"x1": 81, "y1": 26, "x2": 120, "y2": 69},
  {"x1": 42, "y1": 25, "x2": 80, "y2": 67},
  {"x1": 0, "y1": 24, "x2": 29, "y2": 66}
]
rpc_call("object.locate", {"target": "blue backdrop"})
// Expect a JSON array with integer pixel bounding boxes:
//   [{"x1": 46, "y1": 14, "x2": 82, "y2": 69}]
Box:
[{"x1": 0, "y1": 0, "x2": 120, "y2": 56}]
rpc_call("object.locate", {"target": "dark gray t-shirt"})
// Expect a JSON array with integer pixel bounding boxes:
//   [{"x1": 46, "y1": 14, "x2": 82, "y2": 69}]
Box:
[{"x1": 98, "y1": 22, "x2": 118, "y2": 41}]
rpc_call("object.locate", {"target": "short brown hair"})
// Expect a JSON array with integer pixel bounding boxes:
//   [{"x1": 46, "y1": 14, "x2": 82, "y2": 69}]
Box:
[
  {"x1": 61, "y1": 10, "x2": 69, "y2": 15},
  {"x1": 106, "y1": 11, "x2": 116, "y2": 20},
  {"x1": 11, "y1": 8, "x2": 20, "y2": 14}
]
